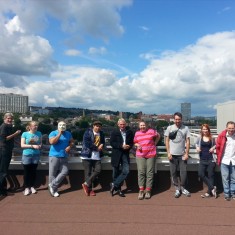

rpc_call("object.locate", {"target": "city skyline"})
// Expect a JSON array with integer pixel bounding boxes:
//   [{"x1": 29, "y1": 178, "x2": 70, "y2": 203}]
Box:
[{"x1": 0, "y1": 1, "x2": 235, "y2": 116}]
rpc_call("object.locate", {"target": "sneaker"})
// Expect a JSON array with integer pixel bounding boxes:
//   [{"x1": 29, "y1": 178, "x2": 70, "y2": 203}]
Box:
[
  {"x1": 31, "y1": 187, "x2": 37, "y2": 194},
  {"x1": 48, "y1": 184, "x2": 55, "y2": 197},
  {"x1": 174, "y1": 189, "x2": 181, "y2": 198},
  {"x1": 201, "y1": 192, "x2": 210, "y2": 198},
  {"x1": 90, "y1": 190, "x2": 96, "y2": 196},
  {"x1": 182, "y1": 189, "x2": 191, "y2": 197},
  {"x1": 224, "y1": 196, "x2": 231, "y2": 201},
  {"x1": 23, "y1": 188, "x2": 31, "y2": 196},
  {"x1": 82, "y1": 183, "x2": 90, "y2": 196},
  {"x1": 145, "y1": 191, "x2": 151, "y2": 199},
  {"x1": 138, "y1": 190, "x2": 144, "y2": 200},
  {"x1": 53, "y1": 191, "x2": 60, "y2": 197},
  {"x1": 211, "y1": 187, "x2": 217, "y2": 199}
]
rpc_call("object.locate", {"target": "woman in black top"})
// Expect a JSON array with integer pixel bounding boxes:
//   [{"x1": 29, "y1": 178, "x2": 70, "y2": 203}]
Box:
[
  {"x1": 0, "y1": 113, "x2": 21, "y2": 196},
  {"x1": 196, "y1": 124, "x2": 217, "y2": 198}
]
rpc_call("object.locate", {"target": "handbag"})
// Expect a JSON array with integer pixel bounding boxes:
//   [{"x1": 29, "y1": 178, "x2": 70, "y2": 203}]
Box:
[{"x1": 169, "y1": 129, "x2": 178, "y2": 140}]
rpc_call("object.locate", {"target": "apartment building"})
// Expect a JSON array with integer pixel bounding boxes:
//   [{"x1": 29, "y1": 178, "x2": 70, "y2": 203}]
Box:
[{"x1": 0, "y1": 93, "x2": 28, "y2": 113}]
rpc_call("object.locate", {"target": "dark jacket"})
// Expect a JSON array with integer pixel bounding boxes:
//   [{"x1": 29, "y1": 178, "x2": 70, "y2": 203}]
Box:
[
  {"x1": 0, "y1": 123, "x2": 14, "y2": 149},
  {"x1": 80, "y1": 128, "x2": 105, "y2": 158},
  {"x1": 110, "y1": 127, "x2": 134, "y2": 167}
]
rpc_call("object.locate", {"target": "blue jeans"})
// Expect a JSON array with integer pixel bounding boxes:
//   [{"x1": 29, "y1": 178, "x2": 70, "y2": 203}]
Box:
[
  {"x1": 22, "y1": 154, "x2": 40, "y2": 165},
  {"x1": 221, "y1": 163, "x2": 235, "y2": 198},
  {"x1": 112, "y1": 153, "x2": 129, "y2": 189}
]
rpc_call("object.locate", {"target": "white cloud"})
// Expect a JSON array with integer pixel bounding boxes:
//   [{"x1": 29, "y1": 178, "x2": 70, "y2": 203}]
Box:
[
  {"x1": 139, "y1": 25, "x2": 149, "y2": 31},
  {"x1": 0, "y1": 0, "x2": 133, "y2": 41},
  {"x1": 64, "y1": 49, "x2": 82, "y2": 56},
  {"x1": 218, "y1": 6, "x2": 231, "y2": 14},
  {"x1": 0, "y1": 15, "x2": 56, "y2": 77},
  {"x1": 5, "y1": 15, "x2": 25, "y2": 34},
  {"x1": 1, "y1": 1, "x2": 235, "y2": 116},
  {"x1": 2, "y1": 31, "x2": 235, "y2": 116},
  {"x1": 88, "y1": 47, "x2": 107, "y2": 55}
]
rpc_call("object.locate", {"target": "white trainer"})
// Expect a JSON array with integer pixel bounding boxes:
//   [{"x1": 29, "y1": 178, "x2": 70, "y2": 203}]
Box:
[
  {"x1": 48, "y1": 184, "x2": 54, "y2": 197},
  {"x1": 53, "y1": 191, "x2": 60, "y2": 197},
  {"x1": 31, "y1": 187, "x2": 37, "y2": 194},
  {"x1": 23, "y1": 188, "x2": 31, "y2": 196}
]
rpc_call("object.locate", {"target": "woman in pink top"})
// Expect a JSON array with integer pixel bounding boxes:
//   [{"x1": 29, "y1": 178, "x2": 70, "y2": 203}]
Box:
[{"x1": 134, "y1": 121, "x2": 160, "y2": 200}]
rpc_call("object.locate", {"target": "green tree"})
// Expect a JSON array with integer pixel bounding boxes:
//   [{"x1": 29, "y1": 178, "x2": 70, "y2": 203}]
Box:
[{"x1": 38, "y1": 123, "x2": 53, "y2": 135}]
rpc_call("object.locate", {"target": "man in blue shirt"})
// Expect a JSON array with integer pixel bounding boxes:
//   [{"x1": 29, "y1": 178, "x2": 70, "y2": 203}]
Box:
[{"x1": 48, "y1": 121, "x2": 74, "y2": 197}]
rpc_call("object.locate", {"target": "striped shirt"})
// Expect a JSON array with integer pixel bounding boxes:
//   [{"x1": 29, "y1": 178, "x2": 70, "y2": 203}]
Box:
[{"x1": 134, "y1": 129, "x2": 158, "y2": 158}]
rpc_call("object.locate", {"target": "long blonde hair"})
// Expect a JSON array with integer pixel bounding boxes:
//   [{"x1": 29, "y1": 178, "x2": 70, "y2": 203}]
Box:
[{"x1": 26, "y1": 121, "x2": 38, "y2": 131}]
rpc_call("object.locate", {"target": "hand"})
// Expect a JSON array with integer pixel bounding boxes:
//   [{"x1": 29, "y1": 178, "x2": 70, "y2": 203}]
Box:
[
  {"x1": 168, "y1": 153, "x2": 172, "y2": 160},
  {"x1": 98, "y1": 144, "x2": 103, "y2": 151},
  {"x1": 34, "y1": 145, "x2": 41, "y2": 150},
  {"x1": 65, "y1": 146, "x2": 71, "y2": 153},
  {"x1": 209, "y1": 147, "x2": 214, "y2": 153},
  {"x1": 196, "y1": 147, "x2": 201, "y2": 153},
  {"x1": 183, "y1": 154, "x2": 189, "y2": 160},
  {"x1": 123, "y1": 144, "x2": 130, "y2": 150},
  {"x1": 15, "y1": 130, "x2": 21, "y2": 135},
  {"x1": 136, "y1": 144, "x2": 142, "y2": 150}
]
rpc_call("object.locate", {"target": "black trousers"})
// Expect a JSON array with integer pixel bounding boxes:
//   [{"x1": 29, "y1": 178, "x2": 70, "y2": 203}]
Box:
[
  {"x1": 198, "y1": 159, "x2": 216, "y2": 193},
  {"x1": 82, "y1": 159, "x2": 101, "y2": 190},
  {"x1": 23, "y1": 164, "x2": 38, "y2": 188},
  {"x1": 0, "y1": 147, "x2": 13, "y2": 193}
]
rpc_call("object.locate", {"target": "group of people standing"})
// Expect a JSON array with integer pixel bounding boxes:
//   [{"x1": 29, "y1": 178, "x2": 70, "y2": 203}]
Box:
[
  {"x1": 81, "y1": 118, "x2": 160, "y2": 199},
  {"x1": 1, "y1": 112, "x2": 235, "y2": 201}
]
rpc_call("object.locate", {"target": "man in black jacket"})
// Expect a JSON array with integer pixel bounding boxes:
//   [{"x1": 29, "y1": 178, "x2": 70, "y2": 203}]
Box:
[{"x1": 110, "y1": 118, "x2": 134, "y2": 197}]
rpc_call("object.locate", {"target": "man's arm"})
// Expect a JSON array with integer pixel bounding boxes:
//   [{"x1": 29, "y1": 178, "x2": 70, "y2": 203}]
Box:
[
  {"x1": 49, "y1": 131, "x2": 62, "y2": 145},
  {"x1": 65, "y1": 137, "x2": 74, "y2": 153},
  {"x1": 165, "y1": 136, "x2": 172, "y2": 160},
  {"x1": 184, "y1": 137, "x2": 190, "y2": 160}
]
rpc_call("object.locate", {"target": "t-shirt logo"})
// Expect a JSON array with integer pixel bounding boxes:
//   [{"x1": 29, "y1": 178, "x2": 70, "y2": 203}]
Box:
[{"x1": 94, "y1": 135, "x2": 100, "y2": 147}]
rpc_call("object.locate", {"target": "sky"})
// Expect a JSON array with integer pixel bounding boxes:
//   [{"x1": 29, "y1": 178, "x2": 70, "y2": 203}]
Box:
[{"x1": 1, "y1": 0, "x2": 235, "y2": 116}]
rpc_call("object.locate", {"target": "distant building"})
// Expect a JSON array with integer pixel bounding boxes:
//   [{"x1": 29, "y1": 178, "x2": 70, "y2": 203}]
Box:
[
  {"x1": 181, "y1": 102, "x2": 191, "y2": 121},
  {"x1": 141, "y1": 114, "x2": 153, "y2": 122},
  {"x1": 30, "y1": 106, "x2": 49, "y2": 115},
  {"x1": 217, "y1": 101, "x2": 235, "y2": 133},
  {"x1": 119, "y1": 112, "x2": 127, "y2": 119},
  {"x1": 0, "y1": 93, "x2": 28, "y2": 113},
  {"x1": 19, "y1": 116, "x2": 33, "y2": 124},
  {"x1": 156, "y1": 114, "x2": 174, "y2": 122}
]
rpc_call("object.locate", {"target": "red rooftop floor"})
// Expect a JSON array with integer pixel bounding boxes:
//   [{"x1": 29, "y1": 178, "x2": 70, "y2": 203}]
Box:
[{"x1": 0, "y1": 170, "x2": 235, "y2": 235}]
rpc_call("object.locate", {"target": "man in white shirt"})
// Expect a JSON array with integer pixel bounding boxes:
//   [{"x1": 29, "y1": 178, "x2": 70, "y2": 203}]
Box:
[{"x1": 216, "y1": 121, "x2": 235, "y2": 201}]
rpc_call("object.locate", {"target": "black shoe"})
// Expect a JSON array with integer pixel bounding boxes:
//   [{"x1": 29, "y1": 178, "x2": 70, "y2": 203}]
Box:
[
  {"x1": 0, "y1": 191, "x2": 7, "y2": 197},
  {"x1": 118, "y1": 190, "x2": 126, "y2": 197},
  {"x1": 225, "y1": 196, "x2": 231, "y2": 201},
  {"x1": 110, "y1": 183, "x2": 115, "y2": 196}
]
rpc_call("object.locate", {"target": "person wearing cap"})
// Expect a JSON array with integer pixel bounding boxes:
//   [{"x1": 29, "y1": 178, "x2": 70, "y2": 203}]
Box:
[{"x1": 80, "y1": 120, "x2": 105, "y2": 196}]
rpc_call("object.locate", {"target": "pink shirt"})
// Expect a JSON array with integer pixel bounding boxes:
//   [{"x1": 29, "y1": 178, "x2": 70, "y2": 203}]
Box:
[{"x1": 134, "y1": 129, "x2": 159, "y2": 158}]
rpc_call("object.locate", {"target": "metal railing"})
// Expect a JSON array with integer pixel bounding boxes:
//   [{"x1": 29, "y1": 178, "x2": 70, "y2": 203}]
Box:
[{"x1": 9, "y1": 145, "x2": 213, "y2": 172}]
